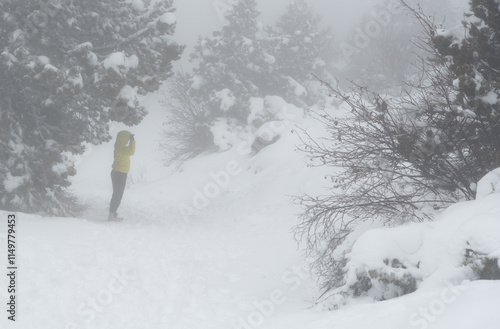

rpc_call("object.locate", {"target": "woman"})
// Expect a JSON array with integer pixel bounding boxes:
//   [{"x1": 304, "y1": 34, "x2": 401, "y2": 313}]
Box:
[{"x1": 109, "y1": 130, "x2": 135, "y2": 221}]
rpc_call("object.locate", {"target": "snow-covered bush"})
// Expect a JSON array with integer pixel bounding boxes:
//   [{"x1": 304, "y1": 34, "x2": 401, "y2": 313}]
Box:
[
  {"x1": 476, "y1": 167, "x2": 500, "y2": 200},
  {"x1": 161, "y1": 74, "x2": 305, "y2": 164},
  {"x1": 320, "y1": 188, "x2": 500, "y2": 309},
  {"x1": 349, "y1": 258, "x2": 419, "y2": 301},
  {"x1": 247, "y1": 96, "x2": 303, "y2": 153},
  {"x1": 463, "y1": 249, "x2": 500, "y2": 281},
  {"x1": 467, "y1": 167, "x2": 500, "y2": 280},
  {"x1": 210, "y1": 118, "x2": 251, "y2": 152},
  {"x1": 248, "y1": 96, "x2": 303, "y2": 126}
]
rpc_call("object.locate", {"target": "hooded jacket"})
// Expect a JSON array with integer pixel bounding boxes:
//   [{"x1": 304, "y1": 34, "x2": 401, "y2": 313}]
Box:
[{"x1": 112, "y1": 130, "x2": 136, "y2": 173}]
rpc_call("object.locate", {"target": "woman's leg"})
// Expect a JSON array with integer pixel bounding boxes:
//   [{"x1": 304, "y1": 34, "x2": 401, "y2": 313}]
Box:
[{"x1": 109, "y1": 170, "x2": 128, "y2": 215}]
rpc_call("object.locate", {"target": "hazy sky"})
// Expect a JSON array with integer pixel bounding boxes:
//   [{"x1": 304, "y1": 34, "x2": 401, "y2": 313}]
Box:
[
  {"x1": 172, "y1": 0, "x2": 470, "y2": 70},
  {"x1": 173, "y1": 0, "x2": 387, "y2": 69}
]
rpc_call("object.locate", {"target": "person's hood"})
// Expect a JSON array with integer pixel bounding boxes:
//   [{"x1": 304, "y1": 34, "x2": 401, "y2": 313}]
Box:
[{"x1": 115, "y1": 130, "x2": 132, "y2": 148}]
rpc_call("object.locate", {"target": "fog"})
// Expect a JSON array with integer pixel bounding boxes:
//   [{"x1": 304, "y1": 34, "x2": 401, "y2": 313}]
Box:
[
  {"x1": 173, "y1": 0, "x2": 469, "y2": 70},
  {"x1": 173, "y1": 0, "x2": 386, "y2": 69}
]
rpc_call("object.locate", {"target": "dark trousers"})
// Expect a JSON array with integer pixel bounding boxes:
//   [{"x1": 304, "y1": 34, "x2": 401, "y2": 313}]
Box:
[{"x1": 110, "y1": 170, "x2": 127, "y2": 214}]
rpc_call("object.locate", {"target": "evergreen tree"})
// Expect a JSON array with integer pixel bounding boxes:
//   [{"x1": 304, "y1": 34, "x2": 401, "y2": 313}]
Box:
[
  {"x1": 270, "y1": 0, "x2": 333, "y2": 101},
  {"x1": 419, "y1": 0, "x2": 500, "y2": 184},
  {"x1": 188, "y1": 0, "x2": 278, "y2": 121},
  {"x1": 0, "y1": 0, "x2": 183, "y2": 214},
  {"x1": 431, "y1": 0, "x2": 500, "y2": 159}
]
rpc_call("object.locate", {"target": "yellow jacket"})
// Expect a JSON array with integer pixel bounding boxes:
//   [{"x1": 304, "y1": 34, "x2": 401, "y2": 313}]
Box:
[{"x1": 112, "y1": 130, "x2": 136, "y2": 173}]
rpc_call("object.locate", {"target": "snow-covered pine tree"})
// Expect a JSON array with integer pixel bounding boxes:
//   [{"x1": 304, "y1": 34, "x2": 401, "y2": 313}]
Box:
[
  {"x1": 188, "y1": 0, "x2": 277, "y2": 121},
  {"x1": 0, "y1": 0, "x2": 184, "y2": 215},
  {"x1": 270, "y1": 0, "x2": 333, "y2": 103},
  {"x1": 425, "y1": 0, "x2": 500, "y2": 182}
]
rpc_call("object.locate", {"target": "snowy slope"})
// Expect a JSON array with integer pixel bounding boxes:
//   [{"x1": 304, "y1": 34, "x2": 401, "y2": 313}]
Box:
[
  {"x1": 1, "y1": 91, "x2": 499, "y2": 329},
  {"x1": 258, "y1": 279, "x2": 500, "y2": 329},
  {"x1": 0, "y1": 91, "x2": 322, "y2": 329}
]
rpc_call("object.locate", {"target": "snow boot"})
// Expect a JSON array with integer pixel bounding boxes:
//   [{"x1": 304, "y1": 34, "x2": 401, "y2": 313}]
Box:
[{"x1": 108, "y1": 212, "x2": 124, "y2": 222}]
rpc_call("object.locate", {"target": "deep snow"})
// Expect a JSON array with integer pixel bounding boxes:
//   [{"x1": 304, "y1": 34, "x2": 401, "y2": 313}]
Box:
[{"x1": 1, "y1": 91, "x2": 499, "y2": 329}]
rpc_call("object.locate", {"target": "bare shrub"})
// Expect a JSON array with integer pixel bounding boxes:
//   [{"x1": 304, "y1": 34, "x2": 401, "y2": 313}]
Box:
[{"x1": 160, "y1": 74, "x2": 214, "y2": 168}]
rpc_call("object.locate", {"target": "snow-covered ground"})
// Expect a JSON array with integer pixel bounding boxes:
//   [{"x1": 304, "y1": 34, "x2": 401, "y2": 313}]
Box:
[{"x1": 1, "y1": 91, "x2": 499, "y2": 329}]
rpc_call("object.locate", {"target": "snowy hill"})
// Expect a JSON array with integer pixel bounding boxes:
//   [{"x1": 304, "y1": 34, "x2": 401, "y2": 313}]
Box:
[
  {"x1": 0, "y1": 91, "x2": 322, "y2": 329},
  {"x1": 1, "y1": 91, "x2": 499, "y2": 329}
]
